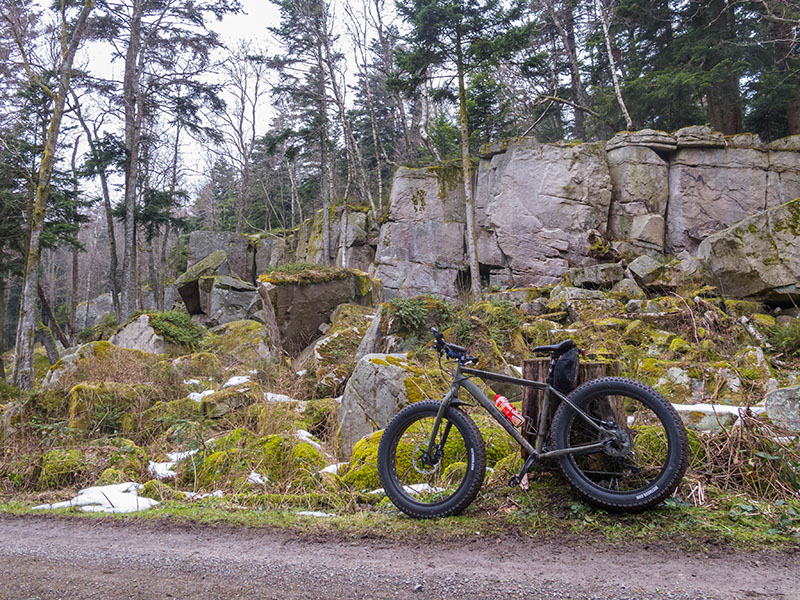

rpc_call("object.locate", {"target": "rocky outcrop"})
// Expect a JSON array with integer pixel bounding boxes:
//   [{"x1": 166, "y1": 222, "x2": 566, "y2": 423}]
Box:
[
  {"x1": 368, "y1": 129, "x2": 800, "y2": 300},
  {"x1": 199, "y1": 275, "x2": 260, "y2": 327},
  {"x1": 188, "y1": 231, "x2": 250, "y2": 281},
  {"x1": 666, "y1": 144, "x2": 770, "y2": 253},
  {"x1": 78, "y1": 292, "x2": 114, "y2": 330},
  {"x1": 475, "y1": 139, "x2": 613, "y2": 287},
  {"x1": 606, "y1": 145, "x2": 668, "y2": 252},
  {"x1": 696, "y1": 198, "x2": 800, "y2": 299},
  {"x1": 371, "y1": 165, "x2": 467, "y2": 300}
]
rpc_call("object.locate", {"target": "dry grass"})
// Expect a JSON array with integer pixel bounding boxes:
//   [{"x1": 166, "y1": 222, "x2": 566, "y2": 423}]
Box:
[{"x1": 691, "y1": 414, "x2": 800, "y2": 500}]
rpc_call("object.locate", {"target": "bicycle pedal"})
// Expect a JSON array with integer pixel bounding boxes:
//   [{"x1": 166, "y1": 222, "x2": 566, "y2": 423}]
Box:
[{"x1": 508, "y1": 475, "x2": 520, "y2": 488}]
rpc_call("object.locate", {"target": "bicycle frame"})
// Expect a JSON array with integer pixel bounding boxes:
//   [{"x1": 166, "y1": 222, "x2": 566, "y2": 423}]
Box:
[{"x1": 426, "y1": 362, "x2": 611, "y2": 468}]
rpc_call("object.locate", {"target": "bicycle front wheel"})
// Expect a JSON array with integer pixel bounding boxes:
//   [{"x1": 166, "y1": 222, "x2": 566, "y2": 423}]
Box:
[
  {"x1": 551, "y1": 377, "x2": 688, "y2": 511},
  {"x1": 377, "y1": 400, "x2": 486, "y2": 518}
]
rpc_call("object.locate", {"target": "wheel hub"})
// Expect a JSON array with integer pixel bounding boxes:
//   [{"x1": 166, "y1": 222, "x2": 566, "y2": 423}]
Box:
[
  {"x1": 411, "y1": 443, "x2": 440, "y2": 475},
  {"x1": 603, "y1": 428, "x2": 633, "y2": 457}
]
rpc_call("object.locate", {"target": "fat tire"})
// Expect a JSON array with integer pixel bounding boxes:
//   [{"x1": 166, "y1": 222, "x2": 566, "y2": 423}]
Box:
[
  {"x1": 377, "y1": 400, "x2": 486, "y2": 518},
  {"x1": 551, "y1": 377, "x2": 689, "y2": 511}
]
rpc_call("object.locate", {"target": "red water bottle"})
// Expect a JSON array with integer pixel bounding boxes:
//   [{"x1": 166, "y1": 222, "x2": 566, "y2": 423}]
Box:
[{"x1": 494, "y1": 394, "x2": 524, "y2": 427}]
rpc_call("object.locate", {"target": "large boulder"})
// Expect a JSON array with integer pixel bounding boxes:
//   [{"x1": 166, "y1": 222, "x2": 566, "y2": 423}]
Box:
[
  {"x1": 372, "y1": 165, "x2": 467, "y2": 300},
  {"x1": 338, "y1": 353, "x2": 418, "y2": 454},
  {"x1": 188, "y1": 231, "x2": 251, "y2": 281},
  {"x1": 175, "y1": 250, "x2": 231, "y2": 315},
  {"x1": 765, "y1": 385, "x2": 800, "y2": 432},
  {"x1": 696, "y1": 198, "x2": 800, "y2": 299},
  {"x1": 207, "y1": 319, "x2": 279, "y2": 366},
  {"x1": 199, "y1": 275, "x2": 260, "y2": 327},
  {"x1": 258, "y1": 267, "x2": 379, "y2": 355},
  {"x1": 475, "y1": 138, "x2": 613, "y2": 287},
  {"x1": 666, "y1": 145, "x2": 770, "y2": 253},
  {"x1": 293, "y1": 304, "x2": 375, "y2": 396},
  {"x1": 109, "y1": 315, "x2": 170, "y2": 354}
]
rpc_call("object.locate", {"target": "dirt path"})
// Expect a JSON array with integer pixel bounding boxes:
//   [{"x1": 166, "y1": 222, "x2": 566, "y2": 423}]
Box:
[{"x1": 0, "y1": 515, "x2": 797, "y2": 600}]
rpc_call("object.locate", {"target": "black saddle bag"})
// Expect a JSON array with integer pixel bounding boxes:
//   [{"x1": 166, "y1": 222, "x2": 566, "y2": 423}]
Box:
[{"x1": 552, "y1": 346, "x2": 579, "y2": 394}]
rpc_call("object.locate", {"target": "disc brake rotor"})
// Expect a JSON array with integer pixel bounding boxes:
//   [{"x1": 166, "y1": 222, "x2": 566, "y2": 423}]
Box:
[{"x1": 411, "y1": 443, "x2": 440, "y2": 475}]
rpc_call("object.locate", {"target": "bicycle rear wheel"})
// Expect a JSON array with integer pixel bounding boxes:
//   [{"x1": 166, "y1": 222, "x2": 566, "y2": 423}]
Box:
[
  {"x1": 377, "y1": 400, "x2": 486, "y2": 518},
  {"x1": 551, "y1": 377, "x2": 688, "y2": 511}
]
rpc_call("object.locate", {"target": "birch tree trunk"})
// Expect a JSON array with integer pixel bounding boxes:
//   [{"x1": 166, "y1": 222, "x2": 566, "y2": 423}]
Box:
[
  {"x1": 595, "y1": 0, "x2": 633, "y2": 130},
  {"x1": 12, "y1": 0, "x2": 95, "y2": 389}
]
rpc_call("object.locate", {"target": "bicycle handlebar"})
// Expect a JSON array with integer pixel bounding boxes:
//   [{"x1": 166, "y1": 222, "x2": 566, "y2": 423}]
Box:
[{"x1": 431, "y1": 327, "x2": 478, "y2": 364}]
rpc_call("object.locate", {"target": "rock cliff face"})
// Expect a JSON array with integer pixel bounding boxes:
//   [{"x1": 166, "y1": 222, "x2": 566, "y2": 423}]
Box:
[{"x1": 373, "y1": 128, "x2": 800, "y2": 299}]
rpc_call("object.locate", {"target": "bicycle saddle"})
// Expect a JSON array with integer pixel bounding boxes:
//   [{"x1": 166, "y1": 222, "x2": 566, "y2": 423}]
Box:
[{"x1": 531, "y1": 339, "x2": 576, "y2": 356}]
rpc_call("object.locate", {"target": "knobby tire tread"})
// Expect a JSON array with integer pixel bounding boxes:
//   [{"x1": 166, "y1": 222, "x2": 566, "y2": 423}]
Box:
[{"x1": 551, "y1": 377, "x2": 689, "y2": 511}]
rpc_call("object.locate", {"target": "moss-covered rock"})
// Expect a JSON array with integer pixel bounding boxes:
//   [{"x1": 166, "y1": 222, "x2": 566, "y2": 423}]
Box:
[
  {"x1": 135, "y1": 396, "x2": 203, "y2": 435},
  {"x1": 140, "y1": 479, "x2": 186, "y2": 501},
  {"x1": 201, "y1": 381, "x2": 263, "y2": 418},
  {"x1": 293, "y1": 303, "x2": 375, "y2": 396},
  {"x1": 340, "y1": 430, "x2": 382, "y2": 491},
  {"x1": 170, "y1": 352, "x2": 222, "y2": 379},
  {"x1": 178, "y1": 428, "x2": 325, "y2": 490},
  {"x1": 39, "y1": 449, "x2": 87, "y2": 489},
  {"x1": 43, "y1": 341, "x2": 162, "y2": 389},
  {"x1": 203, "y1": 319, "x2": 273, "y2": 367},
  {"x1": 95, "y1": 467, "x2": 128, "y2": 486},
  {"x1": 68, "y1": 382, "x2": 154, "y2": 434}
]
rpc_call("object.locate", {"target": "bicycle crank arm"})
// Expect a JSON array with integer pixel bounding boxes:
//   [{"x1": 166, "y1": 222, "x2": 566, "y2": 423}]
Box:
[{"x1": 508, "y1": 453, "x2": 539, "y2": 487}]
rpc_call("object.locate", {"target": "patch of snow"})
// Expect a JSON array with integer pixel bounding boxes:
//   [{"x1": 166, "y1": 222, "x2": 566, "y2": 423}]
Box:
[
  {"x1": 148, "y1": 449, "x2": 198, "y2": 480},
  {"x1": 368, "y1": 483, "x2": 446, "y2": 496},
  {"x1": 295, "y1": 369, "x2": 308, "y2": 377},
  {"x1": 265, "y1": 392, "x2": 295, "y2": 403},
  {"x1": 249, "y1": 369, "x2": 258, "y2": 375},
  {"x1": 297, "y1": 511, "x2": 335, "y2": 517},
  {"x1": 183, "y1": 490, "x2": 224, "y2": 500},
  {"x1": 223, "y1": 375, "x2": 250, "y2": 388},
  {"x1": 183, "y1": 378, "x2": 201, "y2": 385},
  {"x1": 334, "y1": 395, "x2": 343, "y2": 404},
  {"x1": 188, "y1": 389, "x2": 215, "y2": 403},
  {"x1": 296, "y1": 429, "x2": 321, "y2": 450},
  {"x1": 320, "y1": 462, "x2": 348, "y2": 475},
  {"x1": 248, "y1": 471, "x2": 268, "y2": 485},
  {"x1": 32, "y1": 482, "x2": 158, "y2": 514},
  {"x1": 671, "y1": 402, "x2": 766, "y2": 427}
]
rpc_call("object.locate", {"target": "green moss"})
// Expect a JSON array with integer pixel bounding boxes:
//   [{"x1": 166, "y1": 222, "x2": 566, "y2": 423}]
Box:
[
  {"x1": 341, "y1": 431, "x2": 382, "y2": 491},
  {"x1": 258, "y1": 263, "x2": 358, "y2": 286},
  {"x1": 39, "y1": 449, "x2": 86, "y2": 489},
  {"x1": 669, "y1": 337, "x2": 690, "y2": 354},
  {"x1": 724, "y1": 300, "x2": 762, "y2": 317},
  {"x1": 427, "y1": 163, "x2": 462, "y2": 200},
  {"x1": 68, "y1": 382, "x2": 152, "y2": 434},
  {"x1": 202, "y1": 319, "x2": 271, "y2": 366},
  {"x1": 301, "y1": 398, "x2": 340, "y2": 439},
  {"x1": 201, "y1": 382, "x2": 263, "y2": 419},
  {"x1": 140, "y1": 479, "x2": 186, "y2": 501},
  {"x1": 137, "y1": 396, "x2": 202, "y2": 434},
  {"x1": 751, "y1": 313, "x2": 776, "y2": 328},
  {"x1": 170, "y1": 352, "x2": 222, "y2": 379},
  {"x1": 96, "y1": 468, "x2": 128, "y2": 486},
  {"x1": 141, "y1": 310, "x2": 205, "y2": 350}
]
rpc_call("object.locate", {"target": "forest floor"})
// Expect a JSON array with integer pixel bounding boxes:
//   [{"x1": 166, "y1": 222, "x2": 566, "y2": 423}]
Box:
[{"x1": 0, "y1": 513, "x2": 798, "y2": 600}]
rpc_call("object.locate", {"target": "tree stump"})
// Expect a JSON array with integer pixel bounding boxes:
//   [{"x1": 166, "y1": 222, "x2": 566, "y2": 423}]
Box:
[{"x1": 521, "y1": 359, "x2": 619, "y2": 457}]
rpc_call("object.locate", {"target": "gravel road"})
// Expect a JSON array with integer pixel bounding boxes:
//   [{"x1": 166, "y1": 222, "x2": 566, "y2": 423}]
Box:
[{"x1": 0, "y1": 514, "x2": 797, "y2": 600}]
